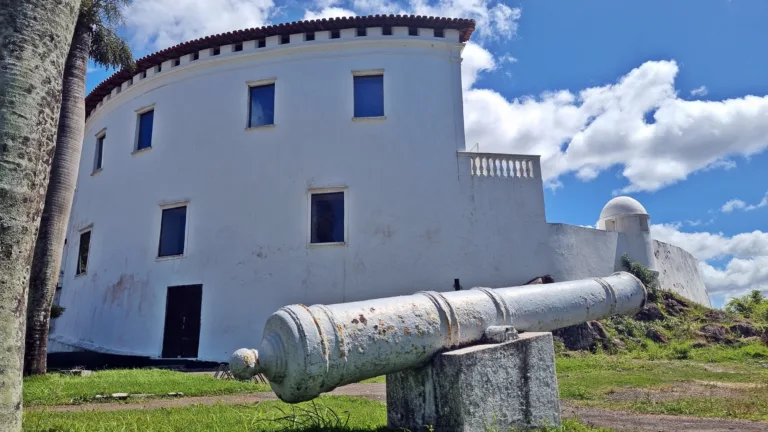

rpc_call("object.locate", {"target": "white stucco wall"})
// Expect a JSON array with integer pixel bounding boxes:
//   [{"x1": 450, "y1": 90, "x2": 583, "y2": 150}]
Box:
[
  {"x1": 653, "y1": 240, "x2": 711, "y2": 307},
  {"x1": 546, "y1": 224, "x2": 710, "y2": 307},
  {"x1": 52, "y1": 31, "x2": 551, "y2": 361}
]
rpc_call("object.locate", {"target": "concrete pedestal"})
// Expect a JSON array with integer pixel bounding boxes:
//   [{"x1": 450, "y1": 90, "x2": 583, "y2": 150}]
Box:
[{"x1": 386, "y1": 332, "x2": 561, "y2": 431}]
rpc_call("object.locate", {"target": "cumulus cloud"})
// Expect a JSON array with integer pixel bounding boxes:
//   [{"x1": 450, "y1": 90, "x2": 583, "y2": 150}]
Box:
[
  {"x1": 464, "y1": 59, "x2": 768, "y2": 193},
  {"x1": 720, "y1": 193, "x2": 768, "y2": 213},
  {"x1": 651, "y1": 223, "x2": 768, "y2": 298},
  {"x1": 303, "y1": 7, "x2": 357, "y2": 20},
  {"x1": 124, "y1": 0, "x2": 275, "y2": 51},
  {"x1": 690, "y1": 85, "x2": 708, "y2": 97}
]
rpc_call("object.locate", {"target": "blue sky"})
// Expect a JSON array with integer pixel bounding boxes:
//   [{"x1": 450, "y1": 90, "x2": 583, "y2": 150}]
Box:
[{"x1": 87, "y1": 1, "x2": 768, "y2": 307}]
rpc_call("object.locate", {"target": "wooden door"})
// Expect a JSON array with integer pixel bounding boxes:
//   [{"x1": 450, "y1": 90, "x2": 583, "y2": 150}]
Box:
[{"x1": 161, "y1": 284, "x2": 202, "y2": 358}]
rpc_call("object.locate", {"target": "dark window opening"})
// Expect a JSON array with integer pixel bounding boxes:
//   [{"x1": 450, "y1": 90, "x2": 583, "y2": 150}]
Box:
[
  {"x1": 257, "y1": 39, "x2": 266, "y2": 48},
  {"x1": 408, "y1": 27, "x2": 419, "y2": 36},
  {"x1": 382, "y1": 26, "x2": 392, "y2": 36},
  {"x1": 356, "y1": 27, "x2": 366, "y2": 37},
  {"x1": 248, "y1": 83, "x2": 275, "y2": 128},
  {"x1": 434, "y1": 28, "x2": 444, "y2": 38},
  {"x1": 137, "y1": 109, "x2": 154, "y2": 150},
  {"x1": 95, "y1": 135, "x2": 104, "y2": 170},
  {"x1": 305, "y1": 32, "x2": 315, "y2": 41},
  {"x1": 354, "y1": 75, "x2": 384, "y2": 118},
  {"x1": 211, "y1": 47, "x2": 220, "y2": 56},
  {"x1": 173, "y1": 58, "x2": 181, "y2": 66},
  {"x1": 141, "y1": 70, "x2": 147, "y2": 79},
  {"x1": 330, "y1": 30, "x2": 340, "y2": 39},
  {"x1": 158, "y1": 206, "x2": 187, "y2": 257},
  {"x1": 311, "y1": 192, "x2": 344, "y2": 244},
  {"x1": 192, "y1": 51, "x2": 199, "y2": 61},
  {"x1": 76, "y1": 230, "x2": 91, "y2": 275},
  {"x1": 233, "y1": 42, "x2": 243, "y2": 52},
  {"x1": 280, "y1": 34, "x2": 290, "y2": 45},
  {"x1": 156, "y1": 64, "x2": 162, "y2": 73}
]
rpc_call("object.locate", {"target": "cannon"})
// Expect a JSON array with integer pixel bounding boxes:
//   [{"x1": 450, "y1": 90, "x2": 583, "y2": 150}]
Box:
[{"x1": 230, "y1": 272, "x2": 646, "y2": 404}]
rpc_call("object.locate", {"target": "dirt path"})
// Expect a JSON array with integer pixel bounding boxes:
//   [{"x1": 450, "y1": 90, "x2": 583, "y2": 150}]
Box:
[{"x1": 28, "y1": 383, "x2": 768, "y2": 431}]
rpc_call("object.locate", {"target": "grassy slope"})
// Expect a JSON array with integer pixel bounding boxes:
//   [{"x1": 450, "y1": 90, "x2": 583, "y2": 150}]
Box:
[{"x1": 24, "y1": 369, "x2": 270, "y2": 406}]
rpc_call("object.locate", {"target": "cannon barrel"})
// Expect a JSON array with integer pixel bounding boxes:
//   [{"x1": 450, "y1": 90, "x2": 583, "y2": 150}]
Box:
[{"x1": 230, "y1": 272, "x2": 646, "y2": 402}]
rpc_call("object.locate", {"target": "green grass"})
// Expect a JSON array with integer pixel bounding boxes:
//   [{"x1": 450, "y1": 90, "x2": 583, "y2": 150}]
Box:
[
  {"x1": 556, "y1": 354, "x2": 768, "y2": 401},
  {"x1": 23, "y1": 369, "x2": 270, "y2": 406},
  {"x1": 358, "y1": 376, "x2": 385, "y2": 384},
  {"x1": 585, "y1": 390, "x2": 768, "y2": 422},
  {"x1": 24, "y1": 397, "x2": 608, "y2": 432}
]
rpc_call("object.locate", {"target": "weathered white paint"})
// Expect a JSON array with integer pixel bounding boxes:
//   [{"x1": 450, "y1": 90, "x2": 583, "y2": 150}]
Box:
[
  {"x1": 53, "y1": 31, "x2": 552, "y2": 362},
  {"x1": 51, "y1": 27, "x2": 711, "y2": 362},
  {"x1": 229, "y1": 272, "x2": 646, "y2": 402},
  {"x1": 653, "y1": 240, "x2": 712, "y2": 307}
]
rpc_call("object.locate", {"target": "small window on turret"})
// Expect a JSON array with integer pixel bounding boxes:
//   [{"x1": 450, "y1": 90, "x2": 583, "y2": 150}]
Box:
[
  {"x1": 356, "y1": 27, "x2": 366, "y2": 37},
  {"x1": 257, "y1": 39, "x2": 266, "y2": 48},
  {"x1": 408, "y1": 27, "x2": 419, "y2": 36},
  {"x1": 280, "y1": 34, "x2": 290, "y2": 45},
  {"x1": 211, "y1": 47, "x2": 220, "y2": 56},
  {"x1": 305, "y1": 32, "x2": 315, "y2": 41},
  {"x1": 173, "y1": 58, "x2": 180, "y2": 67},
  {"x1": 434, "y1": 29, "x2": 444, "y2": 38},
  {"x1": 382, "y1": 26, "x2": 392, "y2": 36},
  {"x1": 330, "y1": 30, "x2": 340, "y2": 39},
  {"x1": 233, "y1": 42, "x2": 243, "y2": 52}
]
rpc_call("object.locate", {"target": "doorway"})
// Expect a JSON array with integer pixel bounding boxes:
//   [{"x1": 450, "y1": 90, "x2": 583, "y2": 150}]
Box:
[{"x1": 161, "y1": 284, "x2": 202, "y2": 358}]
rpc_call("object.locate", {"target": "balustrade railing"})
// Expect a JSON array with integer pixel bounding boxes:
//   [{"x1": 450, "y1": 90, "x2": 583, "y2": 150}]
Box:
[{"x1": 458, "y1": 152, "x2": 541, "y2": 179}]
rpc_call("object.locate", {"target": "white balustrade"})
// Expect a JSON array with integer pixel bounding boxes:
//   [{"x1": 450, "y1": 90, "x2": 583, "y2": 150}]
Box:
[{"x1": 459, "y1": 152, "x2": 541, "y2": 179}]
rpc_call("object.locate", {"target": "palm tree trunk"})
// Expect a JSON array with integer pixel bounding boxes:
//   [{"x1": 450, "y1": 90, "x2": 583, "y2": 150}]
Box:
[
  {"x1": 0, "y1": 0, "x2": 80, "y2": 430},
  {"x1": 24, "y1": 16, "x2": 91, "y2": 377}
]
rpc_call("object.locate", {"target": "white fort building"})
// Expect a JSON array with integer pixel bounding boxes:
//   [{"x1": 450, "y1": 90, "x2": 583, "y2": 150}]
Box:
[{"x1": 50, "y1": 15, "x2": 710, "y2": 362}]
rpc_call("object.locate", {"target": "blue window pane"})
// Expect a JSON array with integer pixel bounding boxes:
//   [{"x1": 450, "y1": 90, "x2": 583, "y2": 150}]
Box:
[
  {"x1": 249, "y1": 84, "x2": 275, "y2": 127},
  {"x1": 158, "y1": 206, "x2": 187, "y2": 257},
  {"x1": 354, "y1": 75, "x2": 383, "y2": 118},
  {"x1": 137, "y1": 110, "x2": 154, "y2": 150},
  {"x1": 311, "y1": 192, "x2": 344, "y2": 244},
  {"x1": 95, "y1": 136, "x2": 104, "y2": 169}
]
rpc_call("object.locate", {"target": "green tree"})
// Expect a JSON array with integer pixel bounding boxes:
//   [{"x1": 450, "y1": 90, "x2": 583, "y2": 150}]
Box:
[
  {"x1": 0, "y1": 0, "x2": 82, "y2": 428},
  {"x1": 24, "y1": 0, "x2": 133, "y2": 376},
  {"x1": 725, "y1": 290, "x2": 768, "y2": 323}
]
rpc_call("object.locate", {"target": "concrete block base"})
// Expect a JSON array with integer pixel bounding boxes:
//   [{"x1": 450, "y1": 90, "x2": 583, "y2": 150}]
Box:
[{"x1": 386, "y1": 332, "x2": 561, "y2": 431}]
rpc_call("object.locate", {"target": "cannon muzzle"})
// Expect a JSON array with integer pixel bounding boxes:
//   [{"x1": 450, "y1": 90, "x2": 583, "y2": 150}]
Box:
[{"x1": 231, "y1": 271, "x2": 646, "y2": 402}]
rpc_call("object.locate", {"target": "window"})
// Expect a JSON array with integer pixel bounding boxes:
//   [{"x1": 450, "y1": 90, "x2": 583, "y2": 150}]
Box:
[
  {"x1": 257, "y1": 39, "x2": 266, "y2": 48},
  {"x1": 605, "y1": 219, "x2": 616, "y2": 232},
  {"x1": 191, "y1": 51, "x2": 199, "y2": 61},
  {"x1": 408, "y1": 27, "x2": 419, "y2": 36},
  {"x1": 248, "y1": 83, "x2": 275, "y2": 128},
  {"x1": 158, "y1": 206, "x2": 187, "y2": 257},
  {"x1": 76, "y1": 230, "x2": 91, "y2": 276},
  {"x1": 233, "y1": 42, "x2": 243, "y2": 52},
  {"x1": 353, "y1": 74, "x2": 384, "y2": 118},
  {"x1": 137, "y1": 109, "x2": 154, "y2": 150},
  {"x1": 94, "y1": 134, "x2": 105, "y2": 171},
  {"x1": 310, "y1": 192, "x2": 345, "y2": 244},
  {"x1": 141, "y1": 70, "x2": 147, "y2": 79},
  {"x1": 280, "y1": 34, "x2": 290, "y2": 45},
  {"x1": 382, "y1": 26, "x2": 392, "y2": 36},
  {"x1": 305, "y1": 32, "x2": 315, "y2": 41},
  {"x1": 434, "y1": 28, "x2": 444, "y2": 38},
  {"x1": 330, "y1": 30, "x2": 340, "y2": 39},
  {"x1": 211, "y1": 47, "x2": 220, "y2": 56},
  {"x1": 173, "y1": 58, "x2": 181, "y2": 66},
  {"x1": 156, "y1": 64, "x2": 162, "y2": 73},
  {"x1": 356, "y1": 27, "x2": 366, "y2": 37}
]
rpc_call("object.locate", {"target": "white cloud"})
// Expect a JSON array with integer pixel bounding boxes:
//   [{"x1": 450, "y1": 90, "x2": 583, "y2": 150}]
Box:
[
  {"x1": 124, "y1": 0, "x2": 275, "y2": 51},
  {"x1": 406, "y1": 0, "x2": 521, "y2": 40},
  {"x1": 720, "y1": 193, "x2": 768, "y2": 213},
  {"x1": 690, "y1": 85, "x2": 708, "y2": 97},
  {"x1": 463, "y1": 60, "x2": 768, "y2": 193},
  {"x1": 651, "y1": 223, "x2": 768, "y2": 298},
  {"x1": 498, "y1": 53, "x2": 518, "y2": 64},
  {"x1": 303, "y1": 7, "x2": 356, "y2": 20}
]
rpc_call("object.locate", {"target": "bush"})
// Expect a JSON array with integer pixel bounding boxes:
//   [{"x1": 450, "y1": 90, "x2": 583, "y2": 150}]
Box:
[
  {"x1": 621, "y1": 254, "x2": 660, "y2": 303},
  {"x1": 50, "y1": 304, "x2": 65, "y2": 319}
]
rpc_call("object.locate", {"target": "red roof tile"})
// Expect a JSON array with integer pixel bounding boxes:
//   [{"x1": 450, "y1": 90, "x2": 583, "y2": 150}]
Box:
[{"x1": 86, "y1": 15, "x2": 475, "y2": 116}]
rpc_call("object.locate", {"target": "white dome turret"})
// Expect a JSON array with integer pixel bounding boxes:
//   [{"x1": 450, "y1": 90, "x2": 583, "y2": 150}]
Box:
[{"x1": 597, "y1": 196, "x2": 650, "y2": 233}]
